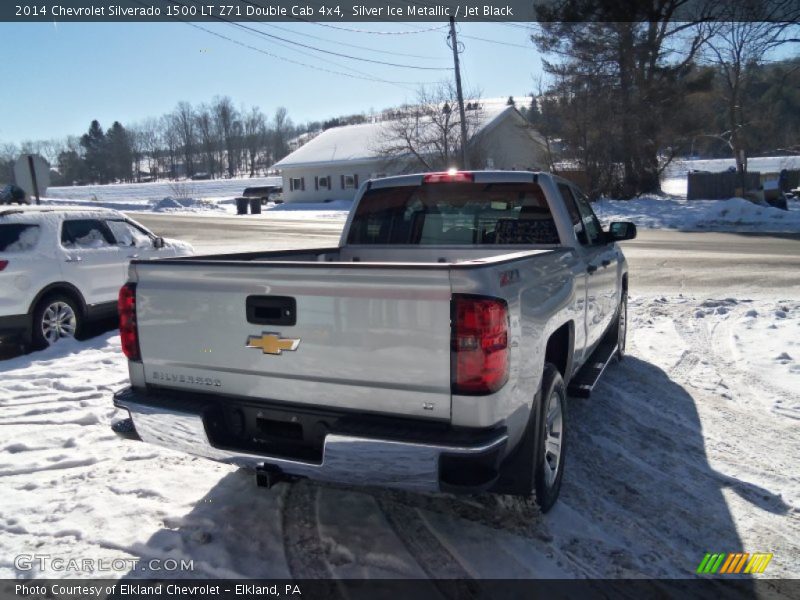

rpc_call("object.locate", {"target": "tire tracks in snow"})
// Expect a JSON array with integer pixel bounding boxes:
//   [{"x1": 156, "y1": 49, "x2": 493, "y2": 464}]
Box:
[
  {"x1": 281, "y1": 481, "x2": 336, "y2": 580},
  {"x1": 375, "y1": 496, "x2": 478, "y2": 591}
]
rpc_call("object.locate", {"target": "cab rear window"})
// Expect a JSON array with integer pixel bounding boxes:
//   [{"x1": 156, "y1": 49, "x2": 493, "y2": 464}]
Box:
[
  {"x1": 346, "y1": 182, "x2": 560, "y2": 245},
  {"x1": 0, "y1": 224, "x2": 41, "y2": 252}
]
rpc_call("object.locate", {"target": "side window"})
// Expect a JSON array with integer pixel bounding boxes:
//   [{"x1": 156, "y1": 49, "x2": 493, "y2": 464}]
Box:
[
  {"x1": 558, "y1": 184, "x2": 588, "y2": 245},
  {"x1": 573, "y1": 189, "x2": 603, "y2": 245},
  {"x1": 106, "y1": 220, "x2": 152, "y2": 248},
  {"x1": 0, "y1": 224, "x2": 40, "y2": 252},
  {"x1": 567, "y1": 187, "x2": 602, "y2": 245},
  {"x1": 61, "y1": 219, "x2": 115, "y2": 249}
]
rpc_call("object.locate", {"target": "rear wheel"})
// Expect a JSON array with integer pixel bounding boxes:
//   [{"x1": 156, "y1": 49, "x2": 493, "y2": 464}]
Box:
[
  {"x1": 533, "y1": 363, "x2": 567, "y2": 512},
  {"x1": 31, "y1": 295, "x2": 81, "y2": 348}
]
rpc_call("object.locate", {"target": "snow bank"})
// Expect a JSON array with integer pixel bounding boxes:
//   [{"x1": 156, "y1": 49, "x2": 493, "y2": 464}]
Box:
[
  {"x1": 265, "y1": 199, "x2": 351, "y2": 220},
  {"x1": 595, "y1": 196, "x2": 800, "y2": 232},
  {"x1": 149, "y1": 197, "x2": 224, "y2": 213},
  {"x1": 47, "y1": 176, "x2": 282, "y2": 205}
]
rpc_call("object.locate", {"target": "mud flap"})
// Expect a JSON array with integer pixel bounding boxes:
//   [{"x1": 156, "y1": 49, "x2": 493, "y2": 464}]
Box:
[{"x1": 489, "y1": 389, "x2": 544, "y2": 496}]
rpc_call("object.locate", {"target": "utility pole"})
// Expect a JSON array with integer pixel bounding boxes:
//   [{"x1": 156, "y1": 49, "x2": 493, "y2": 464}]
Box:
[{"x1": 448, "y1": 16, "x2": 469, "y2": 170}]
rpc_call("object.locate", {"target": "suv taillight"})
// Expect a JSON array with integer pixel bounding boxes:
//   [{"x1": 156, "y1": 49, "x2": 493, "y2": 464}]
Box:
[
  {"x1": 451, "y1": 295, "x2": 509, "y2": 395},
  {"x1": 118, "y1": 283, "x2": 140, "y2": 361},
  {"x1": 0, "y1": 260, "x2": 8, "y2": 271}
]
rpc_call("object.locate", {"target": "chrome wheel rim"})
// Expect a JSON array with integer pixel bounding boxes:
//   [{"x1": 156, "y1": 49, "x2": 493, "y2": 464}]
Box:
[
  {"x1": 543, "y1": 390, "x2": 563, "y2": 488},
  {"x1": 41, "y1": 301, "x2": 77, "y2": 345}
]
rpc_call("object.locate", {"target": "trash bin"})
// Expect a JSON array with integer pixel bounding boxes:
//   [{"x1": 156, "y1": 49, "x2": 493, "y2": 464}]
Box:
[
  {"x1": 249, "y1": 198, "x2": 262, "y2": 215},
  {"x1": 235, "y1": 197, "x2": 249, "y2": 215}
]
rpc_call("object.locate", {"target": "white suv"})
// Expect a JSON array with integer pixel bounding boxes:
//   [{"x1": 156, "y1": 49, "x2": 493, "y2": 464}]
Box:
[{"x1": 0, "y1": 206, "x2": 193, "y2": 349}]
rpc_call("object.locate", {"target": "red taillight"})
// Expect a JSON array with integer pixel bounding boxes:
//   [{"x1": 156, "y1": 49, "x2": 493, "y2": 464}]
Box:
[
  {"x1": 423, "y1": 171, "x2": 474, "y2": 183},
  {"x1": 0, "y1": 260, "x2": 8, "y2": 271},
  {"x1": 451, "y1": 295, "x2": 509, "y2": 395},
  {"x1": 118, "y1": 283, "x2": 140, "y2": 361}
]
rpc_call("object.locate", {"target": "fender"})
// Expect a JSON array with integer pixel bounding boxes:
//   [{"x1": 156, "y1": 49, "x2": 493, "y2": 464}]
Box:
[{"x1": 28, "y1": 282, "x2": 88, "y2": 317}]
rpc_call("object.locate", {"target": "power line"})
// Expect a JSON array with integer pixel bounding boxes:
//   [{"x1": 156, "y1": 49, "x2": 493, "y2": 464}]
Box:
[
  {"x1": 184, "y1": 22, "x2": 436, "y2": 88},
  {"x1": 224, "y1": 20, "x2": 431, "y2": 87},
  {"x1": 172, "y1": 0, "x2": 450, "y2": 71},
  {"x1": 307, "y1": 22, "x2": 449, "y2": 35},
  {"x1": 207, "y1": 17, "x2": 451, "y2": 71},
  {"x1": 460, "y1": 34, "x2": 533, "y2": 50},
  {"x1": 226, "y1": 1, "x2": 449, "y2": 69},
  {"x1": 255, "y1": 22, "x2": 443, "y2": 60}
]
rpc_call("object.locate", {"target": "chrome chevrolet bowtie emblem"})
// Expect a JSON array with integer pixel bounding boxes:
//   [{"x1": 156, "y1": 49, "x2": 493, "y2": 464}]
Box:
[{"x1": 246, "y1": 333, "x2": 300, "y2": 355}]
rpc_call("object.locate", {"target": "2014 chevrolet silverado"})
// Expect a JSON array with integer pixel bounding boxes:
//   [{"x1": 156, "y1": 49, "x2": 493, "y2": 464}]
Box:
[{"x1": 112, "y1": 171, "x2": 636, "y2": 511}]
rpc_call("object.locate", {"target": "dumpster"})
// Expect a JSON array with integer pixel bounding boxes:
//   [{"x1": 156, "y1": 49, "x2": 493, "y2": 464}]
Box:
[
  {"x1": 249, "y1": 198, "x2": 262, "y2": 214},
  {"x1": 235, "y1": 197, "x2": 249, "y2": 215}
]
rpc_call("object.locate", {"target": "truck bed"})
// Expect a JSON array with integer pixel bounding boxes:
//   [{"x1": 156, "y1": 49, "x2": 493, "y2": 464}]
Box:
[{"x1": 139, "y1": 246, "x2": 558, "y2": 268}]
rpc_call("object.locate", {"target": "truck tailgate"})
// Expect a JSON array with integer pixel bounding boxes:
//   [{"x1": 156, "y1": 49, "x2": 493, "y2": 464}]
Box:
[{"x1": 132, "y1": 262, "x2": 453, "y2": 421}]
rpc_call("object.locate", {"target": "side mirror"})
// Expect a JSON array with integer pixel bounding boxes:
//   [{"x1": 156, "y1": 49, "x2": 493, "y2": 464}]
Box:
[
  {"x1": 153, "y1": 236, "x2": 166, "y2": 249},
  {"x1": 607, "y1": 221, "x2": 637, "y2": 242}
]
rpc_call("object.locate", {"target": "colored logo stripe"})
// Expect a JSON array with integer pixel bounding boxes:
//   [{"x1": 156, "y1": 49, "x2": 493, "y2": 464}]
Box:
[{"x1": 697, "y1": 553, "x2": 773, "y2": 574}]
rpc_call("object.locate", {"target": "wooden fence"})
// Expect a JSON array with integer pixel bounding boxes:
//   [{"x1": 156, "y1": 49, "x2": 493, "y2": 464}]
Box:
[
  {"x1": 687, "y1": 171, "x2": 761, "y2": 200},
  {"x1": 687, "y1": 169, "x2": 799, "y2": 200}
]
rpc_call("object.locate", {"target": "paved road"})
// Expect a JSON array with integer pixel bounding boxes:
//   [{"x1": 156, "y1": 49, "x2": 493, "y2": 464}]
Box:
[{"x1": 130, "y1": 213, "x2": 800, "y2": 298}]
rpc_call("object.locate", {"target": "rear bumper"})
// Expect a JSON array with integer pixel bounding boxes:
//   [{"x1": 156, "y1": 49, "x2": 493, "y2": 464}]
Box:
[
  {"x1": 113, "y1": 386, "x2": 508, "y2": 493},
  {"x1": 0, "y1": 313, "x2": 31, "y2": 343}
]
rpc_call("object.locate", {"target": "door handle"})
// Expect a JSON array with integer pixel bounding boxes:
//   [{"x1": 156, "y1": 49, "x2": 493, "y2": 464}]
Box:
[
  {"x1": 587, "y1": 264, "x2": 598, "y2": 274},
  {"x1": 601, "y1": 259, "x2": 611, "y2": 267},
  {"x1": 64, "y1": 256, "x2": 82, "y2": 263},
  {"x1": 127, "y1": 254, "x2": 139, "y2": 259}
]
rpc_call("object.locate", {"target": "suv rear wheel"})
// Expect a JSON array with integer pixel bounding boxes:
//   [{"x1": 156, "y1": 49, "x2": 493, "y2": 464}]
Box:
[{"x1": 31, "y1": 295, "x2": 81, "y2": 348}]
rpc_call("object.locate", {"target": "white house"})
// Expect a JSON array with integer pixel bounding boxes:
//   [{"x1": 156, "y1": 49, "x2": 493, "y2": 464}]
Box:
[{"x1": 273, "y1": 100, "x2": 549, "y2": 203}]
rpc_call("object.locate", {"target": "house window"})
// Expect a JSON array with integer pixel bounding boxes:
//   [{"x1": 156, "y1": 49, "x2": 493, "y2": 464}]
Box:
[
  {"x1": 342, "y1": 174, "x2": 358, "y2": 189},
  {"x1": 290, "y1": 177, "x2": 304, "y2": 191},
  {"x1": 316, "y1": 176, "x2": 330, "y2": 190}
]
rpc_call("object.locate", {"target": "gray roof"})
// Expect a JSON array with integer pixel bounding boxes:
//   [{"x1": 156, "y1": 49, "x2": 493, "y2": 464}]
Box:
[{"x1": 274, "y1": 100, "x2": 538, "y2": 170}]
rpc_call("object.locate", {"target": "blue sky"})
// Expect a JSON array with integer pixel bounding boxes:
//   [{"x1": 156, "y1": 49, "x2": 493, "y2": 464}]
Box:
[{"x1": 1, "y1": 21, "x2": 541, "y2": 144}]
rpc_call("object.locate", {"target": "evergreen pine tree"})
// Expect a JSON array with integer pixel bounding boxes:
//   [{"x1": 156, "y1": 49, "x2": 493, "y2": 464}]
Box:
[
  {"x1": 80, "y1": 120, "x2": 107, "y2": 183},
  {"x1": 106, "y1": 121, "x2": 133, "y2": 182}
]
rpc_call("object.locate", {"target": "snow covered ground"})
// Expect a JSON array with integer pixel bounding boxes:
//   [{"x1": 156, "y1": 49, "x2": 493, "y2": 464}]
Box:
[
  {"x1": 46, "y1": 177, "x2": 282, "y2": 208},
  {"x1": 594, "y1": 196, "x2": 800, "y2": 232},
  {"x1": 42, "y1": 176, "x2": 353, "y2": 221},
  {"x1": 1, "y1": 296, "x2": 797, "y2": 582}
]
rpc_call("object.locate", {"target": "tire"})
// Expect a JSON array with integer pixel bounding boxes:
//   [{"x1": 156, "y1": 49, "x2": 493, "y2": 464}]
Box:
[
  {"x1": 533, "y1": 363, "x2": 567, "y2": 513},
  {"x1": 31, "y1": 294, "x2": 81, "y2": 349},
  {"x1": 615, "y1": 293, "x2": 628, "y2": 361}
]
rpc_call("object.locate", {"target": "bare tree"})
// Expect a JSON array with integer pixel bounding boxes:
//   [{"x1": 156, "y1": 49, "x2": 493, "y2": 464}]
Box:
[
  {"x1": 136, "y1": 118, "x2": 160, "y2": 180},
  {"x1": 195, "y1": 104, "x2": 219, "y2": 178},
  {"x1": 127, "y1": 125, "x2": 144, "y2": 181},
  {"x1": 271, "y1": 107, "x2": 293, "y2": 164},
  {"x1": 173, "y1": 101, "x2": 197, "y2": 178},
  {"x1": 376, "y1": 81, "x2": 484, "y2": 172},
  {"x1": 243, "y1": 106, "x2": 267, "y2": 177},
  {"x1": 160, "y1": 114, "x2": 180, "y2": 179},
  {"x1": 212, "y1": 96, "x2": 240, "y2": 177},
  {"x1": 703, "y1": 6, "x2": 798, "y2": 179}
]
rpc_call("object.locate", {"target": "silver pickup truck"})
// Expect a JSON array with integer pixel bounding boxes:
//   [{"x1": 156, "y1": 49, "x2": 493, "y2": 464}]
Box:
[{"x1": 112, "y1": 171, "x2": 635, "y2": 512}]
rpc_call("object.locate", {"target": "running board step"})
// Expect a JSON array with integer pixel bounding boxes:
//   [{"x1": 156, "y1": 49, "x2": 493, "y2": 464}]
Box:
[{"x1": 567, "y1": 340, "x2": 618, "y2": 398}]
